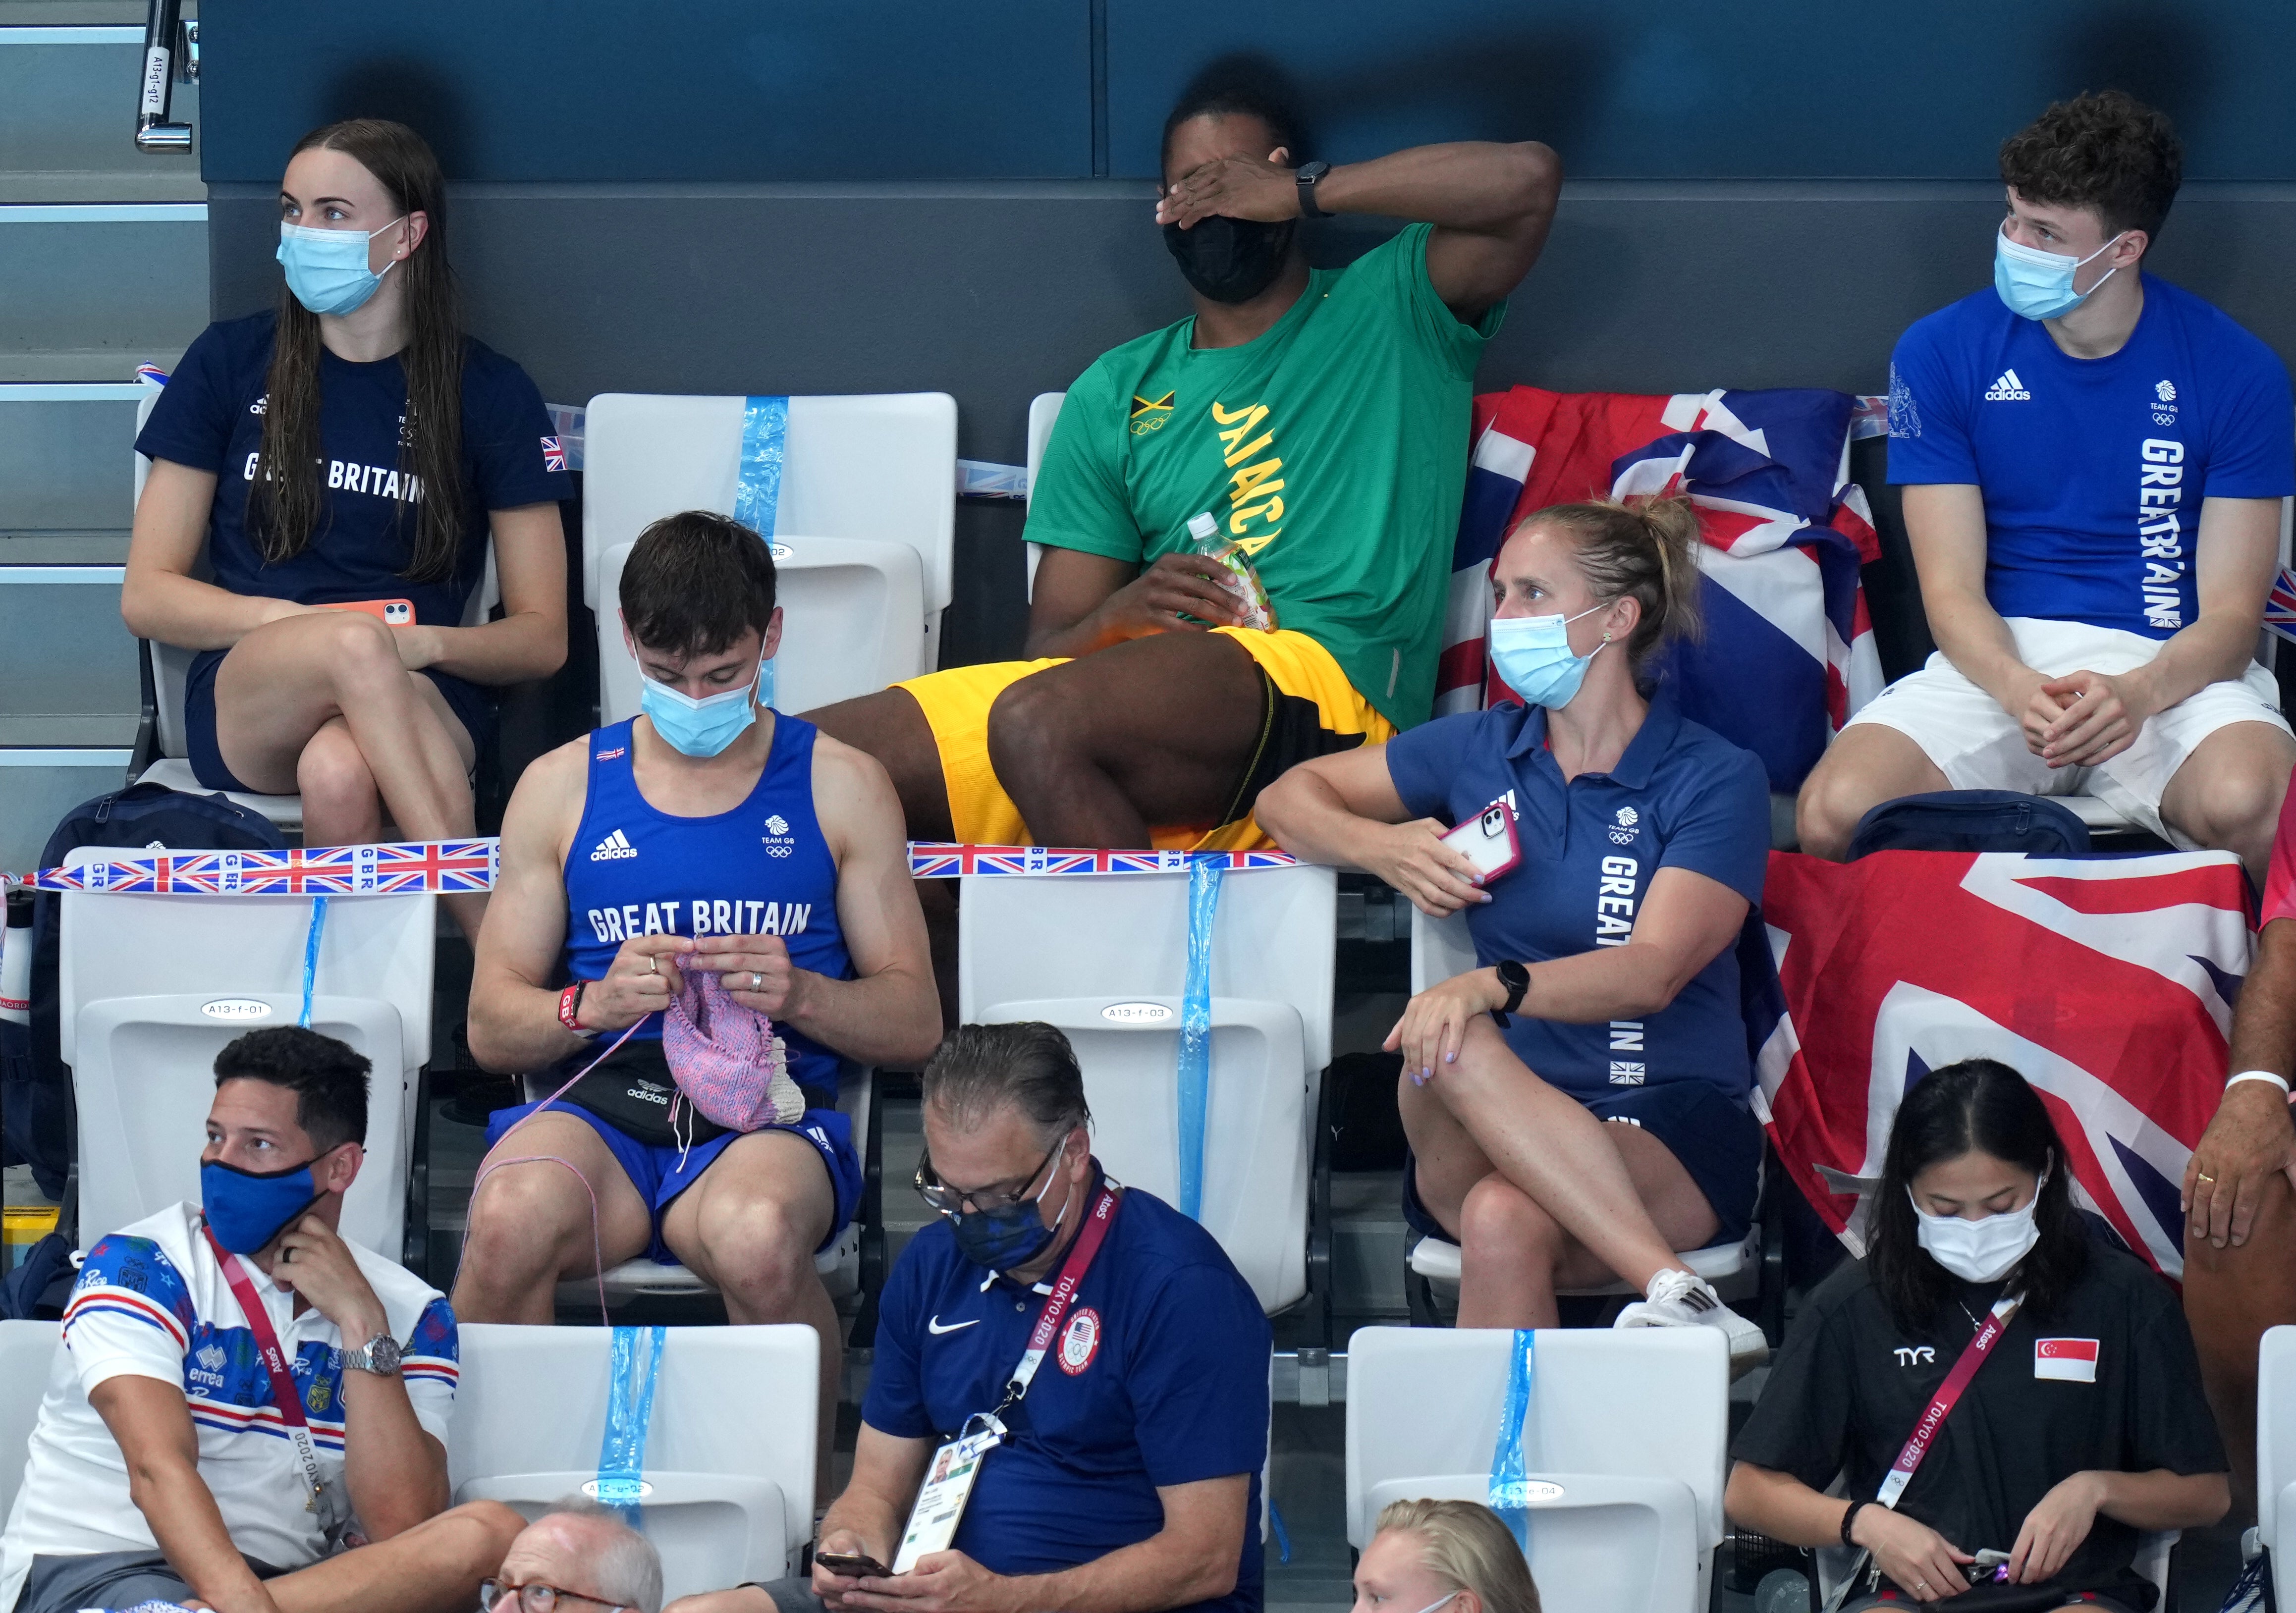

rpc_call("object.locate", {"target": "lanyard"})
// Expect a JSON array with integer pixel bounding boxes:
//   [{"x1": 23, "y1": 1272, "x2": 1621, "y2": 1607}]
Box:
[
  {"x1": 202, "y1": 1224, "x2": 328, "y2": 1514},
  {"x1": 987, "y1": 1183, "x2": 1122, "y2": 1424},
  {"x1": 1874, "y1": 1292, "x2": 2022, "y2": 1508}
]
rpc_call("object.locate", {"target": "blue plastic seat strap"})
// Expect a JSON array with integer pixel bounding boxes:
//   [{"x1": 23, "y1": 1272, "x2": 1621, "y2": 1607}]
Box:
[
  {"x1": 736, "y1": 396, "x2": 790, "y2": 538},
  {"x1": 1488, "y1": 1328, "x2": 1536, "y2": 1550},
  {"x1": 1177, "y1": 855, "x2": 1224, "y2": 1222},
  {"x1": 593, "y1": 1324, "x2": 667, "y2": 1522}
]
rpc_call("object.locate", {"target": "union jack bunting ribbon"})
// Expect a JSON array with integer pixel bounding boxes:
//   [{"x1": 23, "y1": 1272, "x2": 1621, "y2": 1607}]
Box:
[
  {"x1": 2263, "y1": 565, "x2": 2296, "y2": 646},
  {"x1": 5, "y1": 839, "x2": 499, "y2": 896},
  {"x1": 907, "y1": 842, "x2": 1300, "y2": 877}
]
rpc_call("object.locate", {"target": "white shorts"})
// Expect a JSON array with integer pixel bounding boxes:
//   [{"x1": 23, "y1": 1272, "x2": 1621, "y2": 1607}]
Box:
[{"x1": 1842, "y1": 617, "x2": 2292, "y2": 845}]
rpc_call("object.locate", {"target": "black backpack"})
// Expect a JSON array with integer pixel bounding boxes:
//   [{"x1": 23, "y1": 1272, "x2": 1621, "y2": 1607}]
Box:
[
  {"x1": 1846, "y1": 790, "x2": 2091, "y2": 860},
  {"x1": 2, "y1": 783, "x2": 286, "y2": 1201}
]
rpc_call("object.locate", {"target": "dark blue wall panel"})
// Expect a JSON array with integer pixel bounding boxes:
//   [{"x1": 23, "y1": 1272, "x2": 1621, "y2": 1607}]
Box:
[
  {"x1": 200, "y1": 0, "x2": 1092, "y2": 184},
  {"x1": 1111, "y1": 0, "x2": 2296, "y2": 180}
]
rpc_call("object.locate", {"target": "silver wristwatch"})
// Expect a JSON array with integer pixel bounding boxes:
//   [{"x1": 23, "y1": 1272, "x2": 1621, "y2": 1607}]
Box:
[{"x1": 341, "y1": 1333, "x2": 402, "y2": 1377}]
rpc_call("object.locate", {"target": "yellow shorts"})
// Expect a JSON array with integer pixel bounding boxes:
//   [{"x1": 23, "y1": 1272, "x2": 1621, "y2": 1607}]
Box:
[{"x1": 893, "y1": 627, "x2": 1395, "y2": 852}]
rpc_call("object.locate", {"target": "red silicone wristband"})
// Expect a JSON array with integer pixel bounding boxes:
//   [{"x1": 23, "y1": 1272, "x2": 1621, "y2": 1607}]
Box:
[{"x1": 558, "y1": 981, "x2": 584, "y2": 1033}]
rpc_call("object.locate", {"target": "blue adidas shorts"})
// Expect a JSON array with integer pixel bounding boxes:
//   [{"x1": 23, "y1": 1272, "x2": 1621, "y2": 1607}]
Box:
[{"x1": 485, "y1": 1100, "x2": 862, "y2": 1264}]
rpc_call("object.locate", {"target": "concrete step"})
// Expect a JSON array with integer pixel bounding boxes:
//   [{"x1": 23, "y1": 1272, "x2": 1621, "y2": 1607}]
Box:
[
  {"x1": 0, "y1": 205, "x2": 208, "y2": 380},
  {"x1": 0, "y1": 747, "x2": 131, "y2": 871},
  {"x1": 0, "y1": 565, "x2": 142, "y2": 728},
  {"x1": 0, "y1": 382, "x2": 148, "y2": 549},
  {"x1": 0, "y1": 26, "x2": 203, "y2": 202}
]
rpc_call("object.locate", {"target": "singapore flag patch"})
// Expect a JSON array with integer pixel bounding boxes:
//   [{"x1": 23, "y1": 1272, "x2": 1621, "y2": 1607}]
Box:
[{"x1": 2034, "y1": 1338, "x2": 2099, "y2": 1383}]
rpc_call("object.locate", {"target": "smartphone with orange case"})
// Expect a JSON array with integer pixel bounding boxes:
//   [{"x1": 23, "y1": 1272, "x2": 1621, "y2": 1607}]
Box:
[{"x1": 317, "y1": 599, "x2": 415, "y2": 626}]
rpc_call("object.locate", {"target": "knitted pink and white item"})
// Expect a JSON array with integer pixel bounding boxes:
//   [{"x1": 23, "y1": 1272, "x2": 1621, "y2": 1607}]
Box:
[{"x1": 661, "y1": 955, "x2": 805, "y2": 1131}]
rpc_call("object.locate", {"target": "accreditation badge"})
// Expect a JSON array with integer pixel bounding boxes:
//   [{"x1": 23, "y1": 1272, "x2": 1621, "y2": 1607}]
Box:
[{"x1": 890, "y1": 1418, "x2": 1005, "y2": 1573}]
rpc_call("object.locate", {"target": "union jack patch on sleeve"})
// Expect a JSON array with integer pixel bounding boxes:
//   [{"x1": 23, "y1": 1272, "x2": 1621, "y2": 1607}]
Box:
[{"x1": 541, "y1": 436, "x2": 566, "y2": 473}]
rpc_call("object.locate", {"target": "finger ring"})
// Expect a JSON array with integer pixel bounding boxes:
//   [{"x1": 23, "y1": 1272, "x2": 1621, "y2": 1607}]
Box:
[
  {"x1": 2197, "y1": 1171, "x2": 2217, "y2": 1183},
  {"x1": 750, "y1": 971, "x2": 764, "y2": 992},
  {"x1": 648, "y1": 956, "x2": 659, "y2": 976}
]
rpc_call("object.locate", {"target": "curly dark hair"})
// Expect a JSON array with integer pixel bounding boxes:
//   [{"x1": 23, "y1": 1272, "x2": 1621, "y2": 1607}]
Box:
[{"x1": 1998, "y1": 90, "x2": 2183, "y2": 244}]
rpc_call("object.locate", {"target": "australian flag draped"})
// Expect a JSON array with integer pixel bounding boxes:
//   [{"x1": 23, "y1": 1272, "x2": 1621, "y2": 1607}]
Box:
[
  {"x1": 1750, "y1": 848, "x2": 2250, "y2": 1281},
  {"x1": 1440, "y1": 386, "x2": 1885, "y2": 791}
]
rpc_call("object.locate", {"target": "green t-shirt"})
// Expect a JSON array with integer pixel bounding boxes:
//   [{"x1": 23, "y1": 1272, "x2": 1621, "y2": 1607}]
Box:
[{"x1": 1025, "y1": 222, "x2": 1501, "y2": 730}]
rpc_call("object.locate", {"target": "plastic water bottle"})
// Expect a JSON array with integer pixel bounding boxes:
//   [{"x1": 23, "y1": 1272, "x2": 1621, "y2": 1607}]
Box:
[
  {"x1": 1754, "y1": 1567, "x2": 1811, "y2": 1613},
  {"x1": 0, "y1": 890, "x2": 30, "y2": 1026},
  {"x1": 1186, "y1": 511, "x2": 1277, "y2": 632}
]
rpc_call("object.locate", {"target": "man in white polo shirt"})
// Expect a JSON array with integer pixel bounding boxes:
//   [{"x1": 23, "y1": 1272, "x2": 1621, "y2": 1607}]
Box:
[{"x1": 0, "y1": 1026, "x2": 521, "y2": 1613}]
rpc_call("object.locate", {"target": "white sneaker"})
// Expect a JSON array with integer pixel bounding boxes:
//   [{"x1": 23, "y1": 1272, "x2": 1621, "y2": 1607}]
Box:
[{"x1": 1614, "y1": 1267, "x2": 1769, "y2": 1377}]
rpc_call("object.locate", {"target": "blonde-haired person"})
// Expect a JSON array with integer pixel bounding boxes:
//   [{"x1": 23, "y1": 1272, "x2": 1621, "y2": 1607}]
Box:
[
  {"x1": 1258, "y1": 497, "x2": 1771, "y2": 1363},
  {"x1": 1355, "y1": 1500, "x2": 1540, "y2": 1613}
]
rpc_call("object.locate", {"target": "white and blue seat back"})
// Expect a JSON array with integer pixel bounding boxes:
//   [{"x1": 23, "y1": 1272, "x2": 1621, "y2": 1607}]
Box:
[
  {"x1": 1023, "y1": 390, "x2": 1064, "y2": 600},
  {"x1": 450, "y1": 1323, "x2": 818, "y2": 1602},
  {"x1": 582, "y1": 392, "x2": 956, "y2": 722},
  {"x1": 958, "y1": 863, "x2": 1334, "y2": 1313},
  {"x1": 58, "y1": 853, "x2": 435, "y2": 1257},
  {"x1": 0, "y1": 1321, "x2": 60, "y2": 1527},
  {"x1": 1347, "y1": 1326, "x2": 1728, "y2": 1613},
  {"x1": 2261, "y1": 1325, "x2": 2296, "y2": 1611}
]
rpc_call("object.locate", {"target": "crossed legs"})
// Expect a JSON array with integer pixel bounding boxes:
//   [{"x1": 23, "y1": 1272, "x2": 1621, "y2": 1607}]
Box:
[
  {"x1": 1404, "y1": 1017, "x2": 1719, "y2": 1328},
  {"x1": 452, "y1": 1114, "x2": 842, "y2": 1490},
  {"x1": 214, "y1": 610, "x2": 484, "y2": 938}
]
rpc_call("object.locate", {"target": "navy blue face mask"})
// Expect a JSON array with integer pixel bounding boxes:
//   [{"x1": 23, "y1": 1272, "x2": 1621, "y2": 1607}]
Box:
[
  {"x1": 200, "y1": 1154, "x2": 329, "y2": 1254},
  {"x1": 948, "y1": 1158, "x2": 1071, "y2": 1273}
]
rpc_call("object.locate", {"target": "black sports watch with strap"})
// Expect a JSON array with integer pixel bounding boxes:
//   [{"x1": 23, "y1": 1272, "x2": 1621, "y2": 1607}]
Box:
[
  {"x1": 1491, "y1": 960, "x2": 1531, "y2": 1027},
  {"x1": 1295, "y1": 160, "x2": 1332, "y2": 218}
]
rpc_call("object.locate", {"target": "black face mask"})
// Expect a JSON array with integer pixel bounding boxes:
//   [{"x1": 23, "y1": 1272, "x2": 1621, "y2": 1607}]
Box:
[{"x1": 1162, "y1": 215, "x2": 1295, "y2": 305}]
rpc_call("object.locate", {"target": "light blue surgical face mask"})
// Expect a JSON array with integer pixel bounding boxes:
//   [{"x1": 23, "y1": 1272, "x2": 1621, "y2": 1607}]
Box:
[
  {"x1": 1994, "y1": 223, "x2": 2126, "y2": 322},
  {"x1": 276, "y1": 217, "x2": 403, "y2": 317},
  {"x1": 1488, "y1": 604, "x2": 1610, "y2": 710},
  {"x1": 641, "y1": 657, "x2": 767, "y2": 757}
]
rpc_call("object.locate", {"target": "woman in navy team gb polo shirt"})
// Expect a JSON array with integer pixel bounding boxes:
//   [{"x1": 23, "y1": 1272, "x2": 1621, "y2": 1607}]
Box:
[
  {"x1": 1259, "y1": 495, "x2": 1771, "y2": 1366},
  {"x1": 125, "y1": 118, "x2": 570, "y2": 941}
]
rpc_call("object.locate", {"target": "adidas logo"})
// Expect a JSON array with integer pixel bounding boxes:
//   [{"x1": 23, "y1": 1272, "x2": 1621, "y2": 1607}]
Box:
[
  {"x1": 589, "y1": 829, "x2": 638, "y2": 862},
  {"x1": 1984, "y1": 369, "x2": 2031, "y2": 402}
]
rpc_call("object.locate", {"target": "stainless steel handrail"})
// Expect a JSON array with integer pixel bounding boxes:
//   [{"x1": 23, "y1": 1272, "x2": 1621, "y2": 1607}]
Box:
[{"x1": 133, "y1": 0, "x2": 197, "y2": 153}]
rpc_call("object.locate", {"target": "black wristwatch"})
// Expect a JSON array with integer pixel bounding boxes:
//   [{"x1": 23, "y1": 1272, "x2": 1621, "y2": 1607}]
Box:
[
  {"x1": 1295, "y1": 160, "x2": 1332, "y2": 218},
  {"x1": 1491, "y1": 960, "x2": 1531, "y2": 1026}
]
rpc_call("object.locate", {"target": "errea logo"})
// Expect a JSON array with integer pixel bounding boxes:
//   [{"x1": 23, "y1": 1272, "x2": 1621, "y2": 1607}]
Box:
[{"x1": 1984, "y1": 369, "x2": 2031, "y2": 402}]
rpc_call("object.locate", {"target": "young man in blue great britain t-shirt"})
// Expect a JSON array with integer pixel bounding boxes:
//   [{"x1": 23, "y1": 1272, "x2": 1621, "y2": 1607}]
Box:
[
  {"x1": 1798, "y1": 92, "x2": 2296, "y2": 880},
  {"x1": 453, "y1": 512, "x2": 941, "y2": 1487}
]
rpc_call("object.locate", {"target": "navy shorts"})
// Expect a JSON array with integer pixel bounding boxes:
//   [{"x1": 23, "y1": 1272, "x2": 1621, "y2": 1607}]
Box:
[
  {"x1": 484, "y1": 1099, "x2": 863, "y2": 1264},
  {"x1": 184, "y1": 645, "x2": 496, "y2": 793},
  {"x1": 1402, "y1": 1078, "x2": 1764, "y2": 1251}
]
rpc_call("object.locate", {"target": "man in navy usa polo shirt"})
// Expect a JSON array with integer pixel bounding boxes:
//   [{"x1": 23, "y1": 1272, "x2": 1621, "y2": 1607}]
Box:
[
  {"x1": 1799, "y1": 91, "x2": 2296, "y2": 880},
  {"x1": 671, "y1": 1022, "x2": 1271, "y2": 1613}
]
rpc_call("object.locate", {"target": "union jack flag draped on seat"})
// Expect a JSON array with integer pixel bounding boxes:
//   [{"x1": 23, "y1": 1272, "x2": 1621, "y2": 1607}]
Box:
[
  {"x1": 1440, "y1": 386, "x2": 1885, "y2": 791},
  {"x1": 1751, "y1": 848, "x2": 2249, "y2": 1281}
]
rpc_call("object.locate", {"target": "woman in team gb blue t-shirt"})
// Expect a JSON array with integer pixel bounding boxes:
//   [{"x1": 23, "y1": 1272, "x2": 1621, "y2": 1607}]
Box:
[
  {"x1": 1259, "y1": 495, "x2": 1771, "y2": 1358},
  {"x1": 126, "y1": 118, "x2": 568, "y2": 938}
]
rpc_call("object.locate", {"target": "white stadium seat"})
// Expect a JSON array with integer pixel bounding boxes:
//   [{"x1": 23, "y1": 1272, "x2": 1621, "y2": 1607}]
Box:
[
  {"x1": 58, "y1": 854, "x2": 436, "y2": 1262},
  {"x1": 958, "y1": 863, "x2": 1335, "y2": 1315},
  {"x1": 130, "y1": 386, "x2": 502, "y2": 832},
  {"x1": 581, "y1": 392, "x2": 956, "y2": 722},
  {"x1": 1347, "y1": 1325, "x2": 1727, "y2": 1613},
  {"x1": 2260, "y1": 1325, "x2": 2296, "y2": 1611},
  {"x1": 1404, "y1": 905, "x2": 1759, "y2": 1303},
  {"x1": 1024, "y1": 390, "x2": 1063, "y2": 599},
  {"x1": 548, "y1": 1069, "x2": 876, "y2": 1309},
  {"x1": 451, "y1": 1323, "x2": 817, "y2": 1602},
  {"x1": 0, "y1": 1321, "x2": 59, "y2": 1527}
]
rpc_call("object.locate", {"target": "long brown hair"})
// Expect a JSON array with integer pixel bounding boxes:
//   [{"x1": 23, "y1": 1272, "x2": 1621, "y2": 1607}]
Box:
[{"x1": 253, "y1": 118, "x2": 465, "y2": 582}]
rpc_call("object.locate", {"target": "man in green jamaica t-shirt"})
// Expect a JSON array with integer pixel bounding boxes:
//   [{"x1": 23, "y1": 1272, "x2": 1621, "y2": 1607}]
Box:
[{"x1": 808, "y1": 64, "x2": 1559, "y2": 852}]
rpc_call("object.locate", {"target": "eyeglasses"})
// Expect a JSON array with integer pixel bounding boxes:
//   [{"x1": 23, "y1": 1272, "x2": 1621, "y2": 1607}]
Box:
[
  {"x1": 480, "y1": 1581, "x2": 627, "y2": 1613},
  {"x1": 914, "y1": 1135, "x2": 1065, "y2": 1217}
]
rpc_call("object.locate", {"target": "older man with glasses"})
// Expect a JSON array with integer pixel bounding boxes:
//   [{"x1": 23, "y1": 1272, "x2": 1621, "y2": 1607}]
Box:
[
  {"x1": 665, "y1": 1022, "x2": 1271, "y2": 1613},
  {"x1": 484, "y1": 1500, "x2": 662, "y2": 1613}
]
